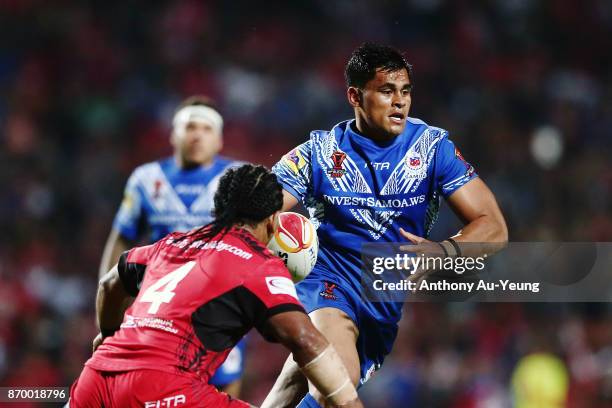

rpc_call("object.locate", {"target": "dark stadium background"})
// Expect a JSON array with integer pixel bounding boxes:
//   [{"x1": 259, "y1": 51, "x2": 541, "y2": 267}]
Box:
[{"x1": 1, "y1": 1, "x2": 611, "y2": 407}]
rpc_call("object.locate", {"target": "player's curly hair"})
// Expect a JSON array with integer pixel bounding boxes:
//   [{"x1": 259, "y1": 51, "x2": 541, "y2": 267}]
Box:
[
  {"x1": 190, "y1": 164, "x2": 284, "y2": 242},
  {"x1": 345, "y1": 42, "x2": 413, "y2": 88}
]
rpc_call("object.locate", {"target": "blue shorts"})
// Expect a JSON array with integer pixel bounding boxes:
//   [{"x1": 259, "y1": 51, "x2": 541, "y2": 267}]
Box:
[
  {"x1": 209, "y1": 338, "x2": 247, "y2": 387},
  {"x1": 296, "y1": 273, "x2": 398, "y2": 386}
]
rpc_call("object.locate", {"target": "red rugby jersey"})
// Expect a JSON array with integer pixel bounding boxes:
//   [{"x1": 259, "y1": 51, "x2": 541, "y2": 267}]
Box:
[{"x1": 86, "y1": 227, "x2": 304, "y2": 382}]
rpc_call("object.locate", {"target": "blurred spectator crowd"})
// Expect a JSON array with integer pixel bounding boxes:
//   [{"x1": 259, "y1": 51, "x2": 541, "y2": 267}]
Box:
[{"x1": 0, "y1": 1, "x2": 611, "y2": 406}]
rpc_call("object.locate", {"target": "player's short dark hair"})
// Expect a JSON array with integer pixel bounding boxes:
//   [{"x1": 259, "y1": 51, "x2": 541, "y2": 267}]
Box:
[
  {"x1": 191, "y1": 164, "x2": 284, "y2": 242},
  {"x1": 176, "y1": 95, "x2": 218, "y2": 111},
  {"x1": 344, "y1": 43, "x2": 413, "y2": 88}
]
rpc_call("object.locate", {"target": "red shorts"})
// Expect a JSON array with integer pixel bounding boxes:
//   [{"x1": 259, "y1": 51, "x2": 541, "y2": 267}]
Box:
[{"x1": 69, "y1": 366, "x2": 249, "y2": 408}]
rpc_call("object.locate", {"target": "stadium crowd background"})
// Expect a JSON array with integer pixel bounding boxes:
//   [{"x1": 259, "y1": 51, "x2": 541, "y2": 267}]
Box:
[{"x1": 1, "y1": 1, "x2": 611, "y2": 406}]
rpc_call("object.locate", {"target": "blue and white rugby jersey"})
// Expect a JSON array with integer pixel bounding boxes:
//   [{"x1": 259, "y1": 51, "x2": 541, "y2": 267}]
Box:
[
  {"x1": 273, "y1": 118, "x2": 477, "y2": 320},
  {"x1": 113, "y1": 156, "x2": 242, "y2": 242}
]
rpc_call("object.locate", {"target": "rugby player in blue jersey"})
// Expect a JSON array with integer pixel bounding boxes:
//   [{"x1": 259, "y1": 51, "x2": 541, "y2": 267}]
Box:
[
  {"x1": 99, "y1": 95, "x2": 247, "y2": 397},
  {"x1": 263, "y1": 43, "x2": 508, "y2": 407}
]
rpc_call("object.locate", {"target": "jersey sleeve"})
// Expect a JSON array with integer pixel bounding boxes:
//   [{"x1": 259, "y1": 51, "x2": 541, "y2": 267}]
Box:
[
  {"x1": 272, "y1": 140, "x2": 313, "y2": 203},
  {"x1": 434, "y1": 135, "x2": 478, "y2": 198},
  {"x1": 117, "y1": 243, "x2": 157, "y2": 296},
  {"x1": 112, "y1": 170, "x2": 144, "y2": 241},
  {"x1": 242, "y1": 259, "x2": 306, "y2": 341}
]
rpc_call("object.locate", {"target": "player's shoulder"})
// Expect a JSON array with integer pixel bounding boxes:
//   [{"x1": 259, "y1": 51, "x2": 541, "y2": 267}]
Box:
[
  {"x1": 211, "y1": 155, "x2": 247, "y2": 177},
  {"x1": 406, "y1": 116, "x2": 449, "y2": 138},
  {"x1": 256, "y1": 254, "x2": 290, "y2": 276},
  {"x1": 129, "y1": 157, "x2": 172, "y2": 181},
  {"x1": 308, "y1": 119, "x2": 350, "y2": 142},
  {"x1": 149, "y1": 231, "x2": 184, "y2": 253},
  {"x1": 228, "y1": 228, "x2": 278, "y2": 263},
  {"x1": 215, "y1": 155, "x2": 245, "y2": 168}
]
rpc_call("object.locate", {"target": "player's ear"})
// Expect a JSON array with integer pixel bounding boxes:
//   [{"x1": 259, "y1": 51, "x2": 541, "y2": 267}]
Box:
[
  {"x1": 266, "y1": 212, "x2": 279, "y2": 241},
  {"x1": 347, "y1": 87, "x2": 362, "y2": 108},
  {"x1": 214, "y1": 131, "x2": 223, "y2": 153},
  {"x1": 170, "y1": 130, "x2": 178, "y2": 147}
]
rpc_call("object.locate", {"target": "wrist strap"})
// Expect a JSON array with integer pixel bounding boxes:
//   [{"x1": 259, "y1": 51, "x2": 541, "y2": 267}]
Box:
[
  {"x1": 446, "y1": 238, "x2": 462, "y2": 257},
  {"x1": 437, "y1": 242, "x2": 449, "y2": 257}
]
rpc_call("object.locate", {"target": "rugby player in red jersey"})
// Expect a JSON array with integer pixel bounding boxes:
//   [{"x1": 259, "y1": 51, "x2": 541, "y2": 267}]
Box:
[{"x1": 69, "y1": 165, "x2": 363, "y2": 408}]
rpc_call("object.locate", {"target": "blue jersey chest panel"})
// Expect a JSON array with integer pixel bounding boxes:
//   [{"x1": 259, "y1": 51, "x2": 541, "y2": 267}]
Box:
[
  {"x1": 309, "y1": 120, "x2": 443, "y2": 242},
  {"x1": 114, "y1": 156, "x2": 240, "y2": 242}
]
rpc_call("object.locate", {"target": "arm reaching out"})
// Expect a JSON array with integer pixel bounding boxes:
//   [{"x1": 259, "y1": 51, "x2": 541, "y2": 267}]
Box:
[
  {"x1": 99, "y1": 228, "x2": 133, "y2": 279},
  {"x1": 265, "y1": 311, "x2": 363, "y2": 408},
  {"x1": 281, "y1": 189, "x2": 299, "y2": 212},
  {"x1": 96, "y1": 265, "x2": 133, "y2": 338}
]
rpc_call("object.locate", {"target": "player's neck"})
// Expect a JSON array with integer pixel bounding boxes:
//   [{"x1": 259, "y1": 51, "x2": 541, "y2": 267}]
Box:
[
  {"x1": 352, "y1": 119, "x2": 396, "y2": 144},
  {"x1": 238, "y1": 224, "x2": 269, "y2": 244},
  {"x1": 174, "y1": 154, "x2": 213, "y2": 170}
]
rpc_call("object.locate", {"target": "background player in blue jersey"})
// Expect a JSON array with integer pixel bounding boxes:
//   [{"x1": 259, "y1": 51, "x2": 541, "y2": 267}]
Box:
[
  {"x1": 99, "y1": 95, "x2": 247, "y2": 397},
  {"x1": 262, "y1": 43, "x2": 508, "y2": 408}
]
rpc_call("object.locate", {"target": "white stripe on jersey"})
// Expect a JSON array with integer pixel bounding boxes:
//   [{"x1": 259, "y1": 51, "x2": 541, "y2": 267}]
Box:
[
  {"x1": 313, "y1": 127, "x2": 372, "y2": 194},
  {"x1": 442, "y1": 173, "x2": 469, "y2": 189},
  {"x1": 189, "y1": 161, "x2": 245, "y2": 213},
  {"x1": 136, "y1": 163, "x2": 188, "y2": 214},
  {"x1": 380, "y1": 128, "x2": 444, "y2": 195}
]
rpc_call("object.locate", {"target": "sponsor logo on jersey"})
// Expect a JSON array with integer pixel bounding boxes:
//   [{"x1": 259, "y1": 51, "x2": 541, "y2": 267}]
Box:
[
  {"x1": 121, "y1": 315, "x2": 179, "y2": 334},
  {"x1": 319, "y1": 281, "x2": 338, "y2": 300},
  {"x1": 327, "y1": 151, "x2": 347, "y2": 178},
  {"x1": 364, "y1": 162, "x2": 390, "y2": 170},
  {"x1": 360, "y1": 363, "x2": 381, "y2": 385},
  {"x1": 165, "y1": 238, "x2": 254, "y2": 260},
  {"x1": 145, "y1": 394, "x2": 186, "y2": 408},
  {"x1": 265, "y1": 276, "x2": 298, "y2": 299},
  {"x1": 322, "y1": 194, "x2": 426, "y2": 208},
  {"x1": 284, "y1": 148, "x2": 307, "y2": 174}
]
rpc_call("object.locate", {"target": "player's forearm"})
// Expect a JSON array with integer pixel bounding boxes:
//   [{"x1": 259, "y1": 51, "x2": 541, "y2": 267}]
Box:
[
  {"x1": 99, "y1": 229, "x2": 131, "y2": 279},
  {"x1": 260, "y1": 357, "x2": 307, "y2": 408},
  {"x1": 448, "y1": 214, "x2": 508, "y2": 257},
  {"x1": 283, "y1": 326, "x2": 359, "y2": 406},
  {"x1": 444, "y1": 177, "x2": 508, "y2": 257},
  {"x1": 275, "y1": 316, "x2": 328, "y2": 366},
  {"x1": 298, "y1": 345, "x2": 360, "y2": 407},
  {"x1": 281, "y1": 189, "x2": 299, "y2": 212},
  {"x1": 96, "y1": 266, "x2": 132, "y2": 335}
]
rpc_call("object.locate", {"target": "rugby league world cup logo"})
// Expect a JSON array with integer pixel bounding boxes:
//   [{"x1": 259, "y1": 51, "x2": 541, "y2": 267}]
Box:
[{"x1": 328, "y1": 151, "x2": 347, "y2": 178}]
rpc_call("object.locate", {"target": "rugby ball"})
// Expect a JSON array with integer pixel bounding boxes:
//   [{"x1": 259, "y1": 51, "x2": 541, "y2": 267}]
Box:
[{"x1": 268, "y1": 212, "x2": 318, "y2": 282}]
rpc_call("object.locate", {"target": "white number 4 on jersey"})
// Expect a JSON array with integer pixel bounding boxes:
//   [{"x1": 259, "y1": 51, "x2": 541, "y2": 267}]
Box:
[{"x1": 139, "y1": 261, "x2": 196, "y2": 314}]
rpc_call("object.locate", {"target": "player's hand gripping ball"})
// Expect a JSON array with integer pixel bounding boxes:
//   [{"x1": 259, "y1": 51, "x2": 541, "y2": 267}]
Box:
[{"x1": 268, "y1": 212, "x2": 318, "y2": 282}]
